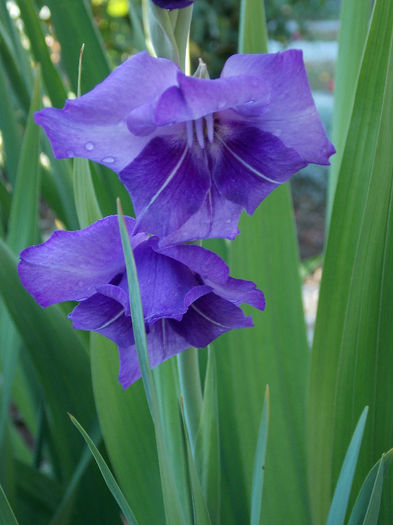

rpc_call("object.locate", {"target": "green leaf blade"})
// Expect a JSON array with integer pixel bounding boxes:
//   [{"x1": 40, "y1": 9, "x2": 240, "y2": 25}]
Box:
[
  {"x1": 69, "y1": 414, "x2": 139, "y2": 525},
  {"x1": 326, "y1": 407, "x2": 368, "y2": 525},
  {"x1": 216, "y1": 2, "x2": 311, "y2": 523},
  {"x1": 348, "y1": 449, "x2": 393, "y2": 525},
  {"x1": 194, "y1": 347, "x2": 221, "y2": 525},
  {"x1": 308, "y1": 1, "x2": 393, "y2": 522},
  {"x1": 250, "y1": 385, "x2": 270, "y2": 525},
  {"x1": 0, "y1": 485, "x2": 19, "y2": 525}
]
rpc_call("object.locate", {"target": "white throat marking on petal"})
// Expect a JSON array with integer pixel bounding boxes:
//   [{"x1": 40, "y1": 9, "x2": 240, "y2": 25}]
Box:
[
  {"x1": 191, "y1": 303, "x2": 230, "y2": 329},
  {"x1": 186, "y1": 121, "x2": 193, "y2": 147},
  {"x1": 195, "y1": 118, "x2": 205, "y2": 149},
  {"x1": 136, "y1": 145, "x2": 188, "y2": 223},
  {"x1": 215, "y1": 135, "x2": 281, "y2": 185},
  {"x1": 205, "y1": 114, "x2": 214, "y2": 144},
  {"x1": 161, "y1": 318, "x2": 167, "y2": 349},
  {"x1": 97, "y1": 308, "x2": 125, "y2": 330}
]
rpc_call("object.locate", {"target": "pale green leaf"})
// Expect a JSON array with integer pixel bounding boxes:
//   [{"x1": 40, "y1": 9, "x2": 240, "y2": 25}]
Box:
[
  {"x1": 250, "y1": 385, "x2": 270, "y2": 525},
  {"x1": 326, "y1": 407, "x2": 368, "y2": 525},
  {"x1": 348, "y1": 449, "x2": 393, "y2": 525},
  {"x1": 180, "y1": 399, "x2": 212, "y2": 525},
  {"x1": 194, "y1": 347, "x2": 221, "y2": 525}
]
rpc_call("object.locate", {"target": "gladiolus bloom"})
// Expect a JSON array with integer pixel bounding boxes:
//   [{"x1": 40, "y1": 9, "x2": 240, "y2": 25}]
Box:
[
  {"x1": 18, "y1": 216, "x2": 265, "y2": 387},
  {"x1": 35, "y1": 51, "x2": 335, "y2": 243}
]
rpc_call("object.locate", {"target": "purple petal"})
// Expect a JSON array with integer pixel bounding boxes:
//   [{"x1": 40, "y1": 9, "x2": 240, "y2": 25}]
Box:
[
  {"x1": 118, "y1": 320, "x2": 190, "y2": 388},
  {"x1": 127, "y1": 74, "x2": 269, "y2": 133},
  {"x1": 133, "y1": 239, "x2": 201, "y2": 324},
  {"x1": 155, "y1": 243, "x2": 230, "y2": 284},
  {"x1": 213, "y1": 124, "x2": 306, "y2": 213},
  {"x1": 18, "y1": 216, "x2": 136, "y2": 307},
  {"x1": 96, "y1": 281, "x2": 130, "y2": 314},
  {"x1": 172, "y1": 293, "x2": 253, "y2": 348},
  {"x1": 120, "y1": 136, "x2": 210, "y2": 237},
  {"x1": 206, "y1": 277, "x2": 265, "y2": 310},
  {"x1": 151, "y1": 0, "x2": 193, "y2": 9},
  {"x1": 34, "y1": 52, "x2": 180, "y2": 172},
  {"x1": 221, "y1": 50, "x2": 335, "y2": 164},
  {"x1": 160, "y1": 183, "x2": 242, "y2": 245},
  {"x1": 150, "y1": 74, "x2": 270, "y2": 126},
  {"x1": 70, "y1": 293, "x2": 134, "y2": 349}
]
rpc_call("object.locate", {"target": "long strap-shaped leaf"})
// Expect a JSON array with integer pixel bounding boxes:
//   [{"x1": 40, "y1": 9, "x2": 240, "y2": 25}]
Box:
[
  {"x1": 307, "y1": 1, "x2": 393, "y2": 523},
  {"x1": 327, "y1": 0, "x2": 371, "y2": 220},
  {"x1": 250, "y1": 385, "x2": 270, "y2": 525},
  {"x1": 0, "y1": 485, "x2": 19, "y2": 525},
  {"x1": 194, "y1": 347, "x2": 221, "y2": 525},
  {"x1": 117, "y1": 202, "x2": 189, "y2": 525},
  {"x1": 348, "y1": 449, "x2": 393, "y2": 525},
  {"x1": 216, "y1": 0, "x2": 310, "y2": 523},
  {"x1": 326, "y1": 407, "x2": 368, "y2": 525},
  {"x1": 69, "y1": 414, "x2": 139, "y2": 525},
  {"x1": 0, "y1": 70, "x2": 41, "y2": 484}
]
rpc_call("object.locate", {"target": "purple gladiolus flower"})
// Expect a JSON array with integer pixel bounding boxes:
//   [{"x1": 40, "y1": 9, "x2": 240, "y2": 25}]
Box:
[
  {"x1": 35, "y1": 50, "x2": 335, "y2": 243},
  {"x1": 18, "y1": 216, "x2": 265, "y2": 388},
  {"x1": 151, "y1": 0, "x2": 193, "y2": 9}
]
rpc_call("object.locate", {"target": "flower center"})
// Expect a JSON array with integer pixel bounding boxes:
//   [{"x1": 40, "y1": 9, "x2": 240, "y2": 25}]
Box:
[{"x1": 186, "y1": 114, "x2": 215, "y2": 149}]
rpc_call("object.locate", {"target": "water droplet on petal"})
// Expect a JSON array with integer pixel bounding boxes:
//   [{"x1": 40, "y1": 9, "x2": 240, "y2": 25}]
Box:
[
  {"x1": 102, "y1": 156, "x2": 115, "y2": 164},
  {"x1": 66, "y1": 149, "x2": 74, "y2": 156},
  {"x1": 85, "y1": 142, "x2": 94, "y2": 151}
]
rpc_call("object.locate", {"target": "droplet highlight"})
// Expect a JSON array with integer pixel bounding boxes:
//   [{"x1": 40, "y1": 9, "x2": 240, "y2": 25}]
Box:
[
  {"x1": 102, "y1": 156, "x2": 115, "y2": 164},
  {"x1": 85, "y1": 142, "x2": 94, "y2": 151}
]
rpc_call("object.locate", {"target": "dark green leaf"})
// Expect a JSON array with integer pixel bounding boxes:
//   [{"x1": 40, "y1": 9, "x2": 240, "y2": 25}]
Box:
[{"x1": 0, "y1": 484, "x2": 19, "y2": 525}]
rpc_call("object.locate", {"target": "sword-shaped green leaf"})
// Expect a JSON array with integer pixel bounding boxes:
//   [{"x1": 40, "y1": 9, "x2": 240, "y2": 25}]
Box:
[
  {"x1": 327, "y1": 0, "x2": 371, "y2": 220},
  {"x1": 250, "y1": 385, "x2": 270, "y2": 525},
  {"x1": 326, "y1": 407, "x2": 368, "y2": 525},
  {"x1": 216, "y1": 0, "x2": 310, "y2": 523},
  {"x1": 0, "y1": 485, "x2": 19, "y2": 525},
  {"x1": 194, "y1": 347, "x2": 220, "y2": 525},
  {"x1": 348, "y1": 449, "x2": 393, "y2": 525},
  {"x1": 69, "y1": 414, "x2": 139, "y2": 525},
  {"x1": 308, "y1": 1, "x2": 393, "y2": 523}
]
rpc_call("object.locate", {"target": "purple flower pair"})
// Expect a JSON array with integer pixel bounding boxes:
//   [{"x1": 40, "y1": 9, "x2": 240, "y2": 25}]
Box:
[{"x1": 20, "y1": 49, "x2": 334, "y2": 387}]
